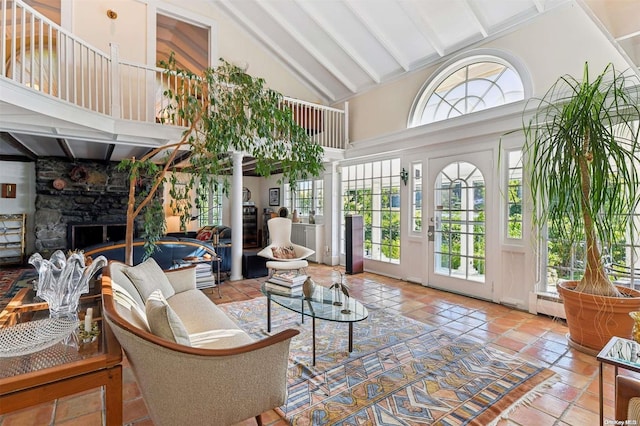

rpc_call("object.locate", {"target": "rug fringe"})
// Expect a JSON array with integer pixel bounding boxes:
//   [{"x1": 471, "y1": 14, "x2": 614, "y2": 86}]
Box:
[{"x1": 487, "y1": 373, "x2": 561, "y2": 426}]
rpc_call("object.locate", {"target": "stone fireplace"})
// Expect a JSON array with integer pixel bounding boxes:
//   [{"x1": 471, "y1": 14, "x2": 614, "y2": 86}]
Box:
[{"x1": 34, "y1": 157, "x2": 139, "y2": 256}]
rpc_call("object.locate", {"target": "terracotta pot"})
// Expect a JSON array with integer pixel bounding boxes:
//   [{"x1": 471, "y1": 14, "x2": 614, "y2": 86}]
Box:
[{"x1": 558, "y1": 281, "x2": 640, "y2": 352}]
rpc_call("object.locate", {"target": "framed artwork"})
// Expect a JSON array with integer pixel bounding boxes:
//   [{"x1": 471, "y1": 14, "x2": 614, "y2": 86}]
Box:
[
  {"x1": 1, "y1": 183, "x2": 16, "y2": 198},
  {"x1": 269, "y1": 188, "x2": 280, "y2": 206}
]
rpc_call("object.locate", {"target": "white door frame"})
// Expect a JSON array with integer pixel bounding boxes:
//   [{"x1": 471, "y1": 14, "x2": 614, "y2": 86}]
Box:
[{"x1": 425, "y1": 149, "x2": 498, "y2": 302}]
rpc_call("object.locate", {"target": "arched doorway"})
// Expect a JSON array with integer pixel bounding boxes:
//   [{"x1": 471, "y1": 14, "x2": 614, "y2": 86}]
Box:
[{"x1": 427, "y1": 153, "x2": 495, "y2": 300}]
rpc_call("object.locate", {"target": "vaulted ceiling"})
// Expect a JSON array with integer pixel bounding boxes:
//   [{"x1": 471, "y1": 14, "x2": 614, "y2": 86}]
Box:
[
  {"x1": 1, "y1": 0, "x2": 639, "y2": 165},
  {"x1": 215, "y1": 0, "x2": 640, "y2": 104}
]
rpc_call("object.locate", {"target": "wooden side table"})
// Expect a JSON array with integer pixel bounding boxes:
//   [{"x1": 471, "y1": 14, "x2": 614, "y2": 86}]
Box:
[
  {"x1": 597, "y1": 336, "x2": 640, "y2": 426},
  {"x1": 0, "y1": 287, "x2": 123, "y2": 425}
]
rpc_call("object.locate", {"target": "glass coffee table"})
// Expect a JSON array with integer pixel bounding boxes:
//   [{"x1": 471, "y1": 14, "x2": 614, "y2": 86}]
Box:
[{"x1": 260, "y1": 283, "x2": 368, "y2": 365}]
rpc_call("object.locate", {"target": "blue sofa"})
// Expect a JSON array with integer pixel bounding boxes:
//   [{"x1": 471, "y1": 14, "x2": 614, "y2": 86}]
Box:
[{"x1": 82, "y1": 237, "x2": 219, "y2": 270}]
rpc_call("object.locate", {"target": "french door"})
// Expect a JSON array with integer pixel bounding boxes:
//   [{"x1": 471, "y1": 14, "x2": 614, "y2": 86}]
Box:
[{"x1": 426, "y1": 151, "x2": 496, "y2": 301}]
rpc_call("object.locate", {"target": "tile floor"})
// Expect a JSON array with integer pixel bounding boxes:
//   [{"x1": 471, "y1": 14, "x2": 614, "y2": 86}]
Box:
[{"x1": 0, "y1": 263, "x2": 637, "y2": 425}]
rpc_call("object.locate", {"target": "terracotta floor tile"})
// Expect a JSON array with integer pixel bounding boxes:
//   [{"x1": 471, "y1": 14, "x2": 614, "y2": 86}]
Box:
[
  {"x1": 521, "y1": 345, "x2": 564, "y2": 365},
  {"x1": 129, "y1": 418, "x2": 154, "y2": 426},
  {"x1": 555, "y1": 354, "x2": 599, "y2": 376},
  {"x1": 531, "y1": 393, "x2": 570, "y2": 418},
  {"x1": 550, "y1": 365, "x2": 592, "y2": 389},
  {"x1": 547, "y1": 381, "x2": 582, "y2": 403},
  {"x1": 55, "y1": 390, "x2": 103, "y2": 422},
  {"x1": 532, "y1": 336, "x2": 569, "y2": 354},
  {"x1": 55, "y1": 411, "x2": 103, "y2": 426},
  {"x1": 0, "y1": 263, "x2": 628, "y2": 425},
  {"x1": 560, "y1": 403, "x2": 600, "y2": 425},
  {"x1": 502, "y1": 329, "x2": 540, "y2": 345},
  {"x1": 479, "y1": 321, "x2": 513, "y2": 334},
  {"x1": 456, "y1": 315, "x2": 486, "y2": 328},
  {"x1": 464, "y1": 328, "x2": 500, "y2": 345},
  {"x1": 123, "y1": 397, "x2": 150, "y2": 424},
  {"x1": 493, "y1": 335, "x2": 528, "y2": 352},
  {"x1": 0, "y1": 402, "x2": 54, "y2": 425},
  {"x1": 506, "y1": 402, "x2": 557, "y2": 425},
  {"x1": 517, "y1": 321, "x2": 553, "y2": 337}
]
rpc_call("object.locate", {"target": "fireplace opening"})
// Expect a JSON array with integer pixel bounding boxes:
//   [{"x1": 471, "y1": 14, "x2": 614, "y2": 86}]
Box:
[{"x1": 68, "y1": 222, "x2": 129, "y2": 250}]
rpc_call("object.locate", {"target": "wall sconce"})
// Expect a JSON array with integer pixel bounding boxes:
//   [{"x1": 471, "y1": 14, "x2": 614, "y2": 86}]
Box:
[
  {"x1": 400, "y1": 168, "x2": 409, "y2": 186},
  {"x1": 106, "y1": 9, "x2": 118, "y2": 19}
]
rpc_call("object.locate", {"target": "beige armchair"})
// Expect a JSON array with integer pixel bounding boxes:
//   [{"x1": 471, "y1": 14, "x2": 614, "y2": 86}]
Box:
[
  {"x1": 257, "y1": 217, "x2": 315, "y2": 276},
  {"x1": 617, "y1": 375, "x2": 640, "y2": 422},
  {"x1": 101, "y1": 261, "x2": 298, "y2": 426}
]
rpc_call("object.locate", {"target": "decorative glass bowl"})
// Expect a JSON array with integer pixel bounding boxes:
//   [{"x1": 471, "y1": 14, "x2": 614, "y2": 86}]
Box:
[{"x1": 0, "y1": 318, "x2": 78, "y2": 357}]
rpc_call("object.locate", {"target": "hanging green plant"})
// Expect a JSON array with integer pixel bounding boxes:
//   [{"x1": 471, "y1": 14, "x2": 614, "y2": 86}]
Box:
[{"x1": 117, "y1": 56, "x2": 324, "y2": 264}]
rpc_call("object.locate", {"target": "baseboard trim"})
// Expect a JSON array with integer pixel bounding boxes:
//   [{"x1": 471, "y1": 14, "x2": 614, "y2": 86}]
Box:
[{"x1": 528, "y1": 291, "x2": 566, "y2": 319}]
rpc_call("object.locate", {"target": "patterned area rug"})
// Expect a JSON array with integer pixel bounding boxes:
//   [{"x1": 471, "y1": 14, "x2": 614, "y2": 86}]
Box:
[
  {"x1": 0, "y1": 268, "x2": 37, "y2": 312},
  {"x1": 219, "y1": 297, "x2": 559, "y2": 426}
]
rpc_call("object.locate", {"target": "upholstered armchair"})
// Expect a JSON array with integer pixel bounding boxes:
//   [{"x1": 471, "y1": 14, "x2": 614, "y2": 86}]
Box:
[
  {"x1": 257, "y1": 217, "x2": 315, "y2": 276},
  {"x1": 616, "y1": 375, "x2": 640, "y2": 422},
  {"x1": 101, "y1": 261, "x2": 298, "y2": 426}
]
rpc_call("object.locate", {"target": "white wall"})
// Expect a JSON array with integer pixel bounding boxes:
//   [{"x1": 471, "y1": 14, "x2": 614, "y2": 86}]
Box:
[
  {"x1": 0, "y1": 161, "x2": 36, "y2": 256},
  {"x1": 71, "y1": 0, "x2": 147, "y2": 63},
  {"x1": 337, "y1": 3, "x2": 631, "y2": 310},
  {"x1": 347, "y1": 3, "x2": 629, "y2": 143},
  {"x1": 66, "y1": 0, "x2": 319, "y2": 103}
]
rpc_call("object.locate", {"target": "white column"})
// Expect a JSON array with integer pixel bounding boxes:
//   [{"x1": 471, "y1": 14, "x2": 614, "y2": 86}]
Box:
[{"x1": 230, "y1": 151, "x2": 244, "y2": 280}]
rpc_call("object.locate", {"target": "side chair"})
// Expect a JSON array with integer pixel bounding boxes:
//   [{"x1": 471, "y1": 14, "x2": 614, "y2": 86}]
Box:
[{"x1": 257, "y1": 217, "x2": 314, "y2": 276}]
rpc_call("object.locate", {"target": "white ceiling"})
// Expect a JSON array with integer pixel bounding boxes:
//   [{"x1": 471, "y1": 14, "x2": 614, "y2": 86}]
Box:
[
  {"x1": 1, "y1": 0, "x2": 639, "y2": 164},
  {"x1": 215, "y1": 0, "x2": 640, "y2": 104}
]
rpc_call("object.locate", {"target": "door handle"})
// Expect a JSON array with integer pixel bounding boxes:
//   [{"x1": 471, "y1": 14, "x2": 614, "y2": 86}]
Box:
[{"x1": 427, "y1": 225, "x2": 434, "y2": 241}]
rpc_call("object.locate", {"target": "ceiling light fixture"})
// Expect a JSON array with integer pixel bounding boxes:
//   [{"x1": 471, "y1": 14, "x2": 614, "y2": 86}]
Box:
[{"x1": 106, "y1": 10, "x2": 118, "y2": 20}]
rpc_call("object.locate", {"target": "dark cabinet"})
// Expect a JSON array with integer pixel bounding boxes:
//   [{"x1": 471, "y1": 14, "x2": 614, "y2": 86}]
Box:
[
  {"x1": 242, "y1": 206, "x2": 258, "y2": 248},
  {"x1": 345, "y1": 214, "x2": 363, "y2": 274}
]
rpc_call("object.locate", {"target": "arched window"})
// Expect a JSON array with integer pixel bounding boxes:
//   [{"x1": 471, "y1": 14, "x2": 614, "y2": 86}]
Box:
[{"x1": 409, "y1": 55, "x2": 525, "y2": 127}]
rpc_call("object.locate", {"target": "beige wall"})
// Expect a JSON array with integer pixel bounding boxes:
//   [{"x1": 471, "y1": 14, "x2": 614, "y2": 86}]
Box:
[
  {"x1": 71, "y1": 0, "x2": 147, "y2": 63},
  {"x1": 347, "y1": 3, "x2": 629, "y2": 143},
  {"x1": 67, "y1": 0, "x2": 319, "y2": 103},
  {"x1": 159, "y1": 0, "x2": 320, "y2": 103}
]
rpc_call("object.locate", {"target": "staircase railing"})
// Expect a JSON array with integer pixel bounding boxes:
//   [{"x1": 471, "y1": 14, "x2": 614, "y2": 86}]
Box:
[{"x1": 1, "y1": 0, "x2": 348, "y2": 149}]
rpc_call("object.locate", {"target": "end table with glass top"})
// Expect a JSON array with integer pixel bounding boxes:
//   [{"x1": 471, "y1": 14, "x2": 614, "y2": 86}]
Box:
[
  {"x1": 260, "y1": 283, "x2": 368, "y2": 365},
  {"x1": 174, "y1": 255, "x2": 222, "y2": 297},
  {"x1": 597, "y1": 336, "x2": 640, "y2": 426},
  {"x1": 0, "y1": 285, "x2": 123, "y2": 425}
]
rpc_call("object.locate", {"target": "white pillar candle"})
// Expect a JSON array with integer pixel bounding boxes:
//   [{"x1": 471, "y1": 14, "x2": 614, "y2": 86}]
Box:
[{"x1": 85, "y1": 307, "x2": 93, "y2": 331}]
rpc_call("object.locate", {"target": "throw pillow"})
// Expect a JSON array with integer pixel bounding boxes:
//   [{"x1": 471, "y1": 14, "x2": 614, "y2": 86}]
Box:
[
  {"x1": 145, "y1": 290, "x2": 191, "y2": 345},
  {"x1": 123, "y1": 257, "x2": 176, "y2": 301},
  {"x1": 196, "y1": 226, "x2": 213, "y2": 241},
  {"x1": 112, "y1": 283, "x2": 149, "y2": 330},
  {"x1": 271, "y1": 245, "x2": 296, "y2": 259}
]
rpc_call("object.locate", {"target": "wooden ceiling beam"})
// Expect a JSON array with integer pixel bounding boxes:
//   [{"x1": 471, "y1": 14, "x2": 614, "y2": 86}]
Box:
[
  {"x1": 0, "y1": 132, "x2": 38, "y2": 161},
  {"x1": 56, "y1": 138, "x2": 75, "y2": 160},
  {"x1": 104, "y1": 144, "x2": 115, "y2": 162}
]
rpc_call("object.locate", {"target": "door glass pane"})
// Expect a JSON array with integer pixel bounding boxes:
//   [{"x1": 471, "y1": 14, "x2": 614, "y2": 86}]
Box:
[{"x1": 434, "y1": 161, "x2": 486, "y2": 282}]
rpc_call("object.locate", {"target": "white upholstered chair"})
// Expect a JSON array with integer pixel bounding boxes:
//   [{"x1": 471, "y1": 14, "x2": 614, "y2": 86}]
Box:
[{"x1": 257, "y1": 217, "x2": 314, "y2": 276}]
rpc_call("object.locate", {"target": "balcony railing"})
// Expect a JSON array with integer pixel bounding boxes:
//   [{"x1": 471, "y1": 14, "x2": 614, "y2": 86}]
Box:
[{"x1": 1, "y1": 0, "x2": 348, "y2": 150}]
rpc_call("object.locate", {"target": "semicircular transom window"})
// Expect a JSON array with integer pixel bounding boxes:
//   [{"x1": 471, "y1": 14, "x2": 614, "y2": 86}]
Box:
[{"x1": 411, "y1": 59, "x2": 524, "y2": 126}]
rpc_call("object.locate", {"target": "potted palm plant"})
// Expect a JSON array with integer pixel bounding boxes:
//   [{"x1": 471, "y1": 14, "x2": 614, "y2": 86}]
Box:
[
  {"x1": 523, "y1": 63, "x2": 640, "y2": 352},
  {"x1": 117, "y1": 57, "x2": 324, "y2": 265}
]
